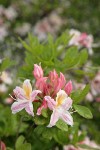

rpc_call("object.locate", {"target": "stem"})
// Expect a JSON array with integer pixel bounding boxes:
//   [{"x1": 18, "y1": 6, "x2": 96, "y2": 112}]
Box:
[
  {"x1": 24, "y1": 123, "x2": 36, "y2": 143},
  {"x1": 16, "y1": 116, "x2": 23, "y2": 139}
]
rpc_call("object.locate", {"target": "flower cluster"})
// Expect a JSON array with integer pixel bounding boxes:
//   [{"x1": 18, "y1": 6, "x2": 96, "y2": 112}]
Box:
[
  {"x1": 33, "y1": 11, "x2": 64, "y2": 41},
  {"x1": 11, "y1": 64, "x2": 73, "y2": 127},
  {"x1": 0, "y1": 71, "x2": 12, "y2": 93},
  {"x1": 69, "y1": 29, "x2": 93, "y2": 55}
]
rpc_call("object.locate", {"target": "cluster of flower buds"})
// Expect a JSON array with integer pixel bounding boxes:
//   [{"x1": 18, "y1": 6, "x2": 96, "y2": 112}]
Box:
[{"x1": 11, "y1": 64, "x2": 73, "y2": 127}]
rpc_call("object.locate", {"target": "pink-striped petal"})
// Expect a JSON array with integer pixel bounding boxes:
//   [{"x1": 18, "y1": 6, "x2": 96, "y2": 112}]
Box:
[
  {"x1": 47, "y1": 109, "x2": 59, "y2": 127},
  {"x1": 25, "y1": 102, "x2": 34, "y2": 116},
  {"x1": 11, "y1": 99, "x2": 28, "y2": 114},
  {"x1": 61, "y1": 111, "x2": 73, "y2": 126},
  {"x1": 30, "y1": 90, "x2": 41, "y2": 101},
  {"x1": 13, "y1": 86, "x2": 25, "y2": 99},
  {"x1": 61, "y1": 97, "x2": 72, "y2": 110},
  {"x1": 44, "y1": 96, "x2": 56, "y2": 110},
  {"x1": 64, "y1": 80, "x2": 73, "y2": 95}
]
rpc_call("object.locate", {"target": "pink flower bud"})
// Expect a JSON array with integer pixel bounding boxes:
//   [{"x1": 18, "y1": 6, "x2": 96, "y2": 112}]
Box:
[
  {"x1": 33, "y1": 64, "x2": 43, "y2": 80},
  {"x1": 36, "y1": 77, "x2": 47, "y2": 93},
  {"x1": 64, "y1": 80, "x2": 73, "y2": 95},
  {"x1": 5, "y1": 97, "x2": 13, "y2": 104},
  {"x1": 0, "y1": 141, "x2": 6, "y2": 150},
  {"x1": 49, "y1": 70, "x2": 58, "y2": 83},
  {"x1": 59, "y1": 72, "x2": 66, "y2": 88},
  {"x1": 37, "y1": 99, "x2": 47, "y2": 115}
]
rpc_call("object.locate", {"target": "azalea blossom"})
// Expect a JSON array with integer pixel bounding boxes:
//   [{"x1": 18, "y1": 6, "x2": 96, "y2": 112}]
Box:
[
  {"x1": 11, "y1": 79, "x2": 41, "y2": 116},
  {"x1": 0, "y1": 71, "x2": 12, "y2": 85},
  {"x1": 69, "y1": 29, "x2": 93, "y2": 55},
  {"x1": 33, "y1": 64, "x2": 73, "y2": 115},
  {"x1": 4, "y1": 6, "x2": 17, "y2": 21},
  {"x1": 33, "y1": 11, "x2": 64, "y2": 41},
  {"x1": 0, "y1": 71, "x2": 12, "y2": 93},
  {"x1": 15, "y1": 23, "x2": 31, "y2": 36},
  {"x1": 44, "y1": 90, "x2": 73, "y2": 127}
]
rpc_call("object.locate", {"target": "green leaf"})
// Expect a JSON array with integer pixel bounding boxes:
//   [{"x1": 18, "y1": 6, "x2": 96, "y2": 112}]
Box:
[
  {"x1": 15, "y1": 136, "x2": 25, "y2": 150},
  {"x1": 15, "y1": 136, "x2": 31, "y2": 150},
  {"x1": 56, "y1": 119, "x2": 68, "y2": 132},
  {"x1": 74, "y1": 104, "x2": 93, "y2": 119},
  {"x1": 41, "y1": 108, "x2": 48, "y2": 118},
  {"x1": 63, "y1": 46, "x2": 79, "y2": 69},
  {"x1": 70, "y1": 122, "x2": 79, "y2": 144},
  {"x1": 71, "y1": 90, "x2": 81, "y2": 103},
  {"x1": 78, "y1": 84, "x2": 90, "y2": 101},
  {"x1": 0, "y1": 58, "x2": 15, "y2": 72},
  {"x1": 34, "y1": 125, "x2": 45, "y2": 136},
  {"x1": 72, "y1": 84, "x2": 90, "y2": 104},
  {"x1": 34, "y1": 116, "x2": 47, "y2": 125},
  {"x1": 17, "y1": 143, "x2": 31, "y2": 150},
  {"x1": 42, "y1": 128, "x2": 53, "y2": 140},
  {"x1": 53, "y1": 129, "x2": 68, "y2": 145},
  {"x1": 78, "y1": 49, "x2": 88, "y2": 66}
]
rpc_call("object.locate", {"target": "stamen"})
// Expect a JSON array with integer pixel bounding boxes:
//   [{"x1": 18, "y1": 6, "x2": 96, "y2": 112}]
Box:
[
  {"x1": 70, "y1": 110, "x2": 77, "y2": 114},
  {"x1": 9, "y1": 94, "x2": 16, "y2": 100}
]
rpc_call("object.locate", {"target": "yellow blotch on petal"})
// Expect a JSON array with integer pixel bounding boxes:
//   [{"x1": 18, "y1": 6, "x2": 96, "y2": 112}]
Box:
[
  {"x1": 56, "y1": 90, "x2": 67, "y2": 106},
  {"x1": 23, "y1": 80, "x2": 32, "y2": 99}
]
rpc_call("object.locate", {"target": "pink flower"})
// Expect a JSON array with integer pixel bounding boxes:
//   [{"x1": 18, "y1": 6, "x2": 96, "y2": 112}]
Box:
[
  {"x1": 69, "y1": 29, "x2": 93, "y2": 55},
  {"x1": 33, "y1": 64, "x2": 43, "y2": 80},
  {"x1": 11, "y1": 79, "x2": 41, "y2": 116},
  {"x1": 0, "y1": 141, "x2": 6, "y2": 150},
  {"x1": 45, "y1": 90, "x2": 73, "y2": 127}
]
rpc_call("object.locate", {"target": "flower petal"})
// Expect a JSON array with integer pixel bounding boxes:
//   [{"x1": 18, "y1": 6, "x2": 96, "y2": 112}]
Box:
[
  {"x1": 13, "y1": 86, "x2": 25, "y2": 99},
  {"x1": 30, "y1": 90, "x2": 41, "y2": 101},
  {"x1": 61, "y1": 111, "x2": 73, "y2": 126},
  {"x1": 37, "y1": 100, "x2": 47, "y2": 115},
  {"x1": 47, "y1": 109, "x2": 59, "y2": 127},
  {"x1": 36, "y1": 77, "x2": 47, "y2": 93},
  {"x1": 25, "y1": 102, "x2": 34, "y2": 116},
  {"x1": 56, "y1": 90, "x2": 68, "y2": 106},
  {"x1": 23, "y1": 79, "x2": 32, "y2": 99},
  {"x1": 49, "y1": 69, "x2": 58, "y2": 83},
  {"x1": 61, "y1": 97, "x2": 72, "y2": 110},
  {"x1": 44, "y1": 96, "x2": 56, "y2": 110},
  {"x1": 11, "y1": 99, "x2": 28, "y2": 114},
  {"x1": 64, "y1": 80, "x2": 73, "y2": 95},
  {"x1": 59, "y1": 72, "x2": 66, "y2": 88}
]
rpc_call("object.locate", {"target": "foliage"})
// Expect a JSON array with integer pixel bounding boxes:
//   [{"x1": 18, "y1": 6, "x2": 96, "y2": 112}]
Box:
[{"x1": 19, "y1": 33, "x2": 88, "y2": 79}]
